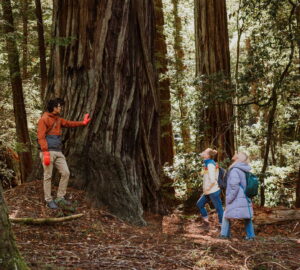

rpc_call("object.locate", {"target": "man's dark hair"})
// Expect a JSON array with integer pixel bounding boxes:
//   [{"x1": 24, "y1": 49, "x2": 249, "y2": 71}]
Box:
[{"x1": 47, "y1": 98, "x2": 65, "y2": 112}]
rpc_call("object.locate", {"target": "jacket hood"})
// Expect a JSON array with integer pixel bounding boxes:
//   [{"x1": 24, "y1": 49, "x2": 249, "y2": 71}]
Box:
[
  {"x1": 231, "y1": 162, "x2": 251, "y2": 172},
  {"x1": 42, "y1": 112, "x2": 59, "y2": 118}
]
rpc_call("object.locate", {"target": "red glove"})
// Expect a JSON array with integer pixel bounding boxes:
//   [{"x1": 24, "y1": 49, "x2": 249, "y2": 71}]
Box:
[
  {"x1": 43, "y1": 151, "x2": 51, "y2": 166},
  {"x1": 83, "y1": 113, "x2": 91, "y2": 125}
]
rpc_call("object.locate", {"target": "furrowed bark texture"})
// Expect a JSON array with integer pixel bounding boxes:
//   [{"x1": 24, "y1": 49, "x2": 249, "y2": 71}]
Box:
[
  {"x1": 194, "y1": 0, "x2": 234, "y2": 160},
  {"x1": 46, "y1": 0, "x2": 163, "y2": 225}
]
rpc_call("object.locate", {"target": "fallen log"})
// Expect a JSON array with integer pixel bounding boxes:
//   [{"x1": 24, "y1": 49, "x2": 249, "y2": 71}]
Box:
[
  {"x1": 9, "y1": 213, "x2": 84, "y2": 225},
  {"x1": 254, "y1": 209, "x2": 300, "y2": 225}
]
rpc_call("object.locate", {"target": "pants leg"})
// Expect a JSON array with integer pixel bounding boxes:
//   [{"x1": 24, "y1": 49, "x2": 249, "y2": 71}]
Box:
[
  {"x1": 244, "y1": 219, "x2": 255, "y2": 238},
  {"x1": 54, "y1": 152, "x2": 70, "y2": 199},
  {"x1": 40, "y1": 151, "x2": 54, "y2": 202},
  {"x1": 196, "y1": 194, "x2": 209, "y2": 218},
  {"x1": 209, "y1": 190, "x2": 224, "y2": 224},
  {"x1": 220, "y1": 215, "x2": 231, "y2": 237}
]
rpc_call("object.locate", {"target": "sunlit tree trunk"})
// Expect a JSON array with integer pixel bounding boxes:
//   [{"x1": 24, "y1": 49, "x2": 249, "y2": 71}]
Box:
[
  {"x1": 45, "y1": 0, "x2": 163, "y2": 225},
  {"x1": 2, "y1": 0, "x2": 33, "y2": 182},
  {"x1": 194, "y1": 0, "x2": 234, "y2": 160},
  {"x1": 171, "y1": 0, "x2": 192, "y2": 153},
  {"x1": 34, "y1": 0, "x2": 47, "y2": 98}
]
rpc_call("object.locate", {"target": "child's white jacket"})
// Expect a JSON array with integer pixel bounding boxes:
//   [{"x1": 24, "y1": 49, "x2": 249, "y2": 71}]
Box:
[{"x1": 202, "y1": 163, "x2": 220, "y2": 195}]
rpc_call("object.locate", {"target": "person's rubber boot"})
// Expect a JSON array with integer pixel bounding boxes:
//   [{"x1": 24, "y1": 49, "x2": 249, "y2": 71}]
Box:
[{"x1": 47, "y1": 200, "x2": 58, "y2": 209}]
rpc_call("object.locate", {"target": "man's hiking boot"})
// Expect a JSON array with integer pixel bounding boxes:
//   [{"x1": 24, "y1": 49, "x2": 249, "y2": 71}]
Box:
[
  {"x1": 55, "y1": 197, "x2": 72, "y2": 206},
  {"x1": 47, "y1": 200, "x2": 58, "y2": 209}
]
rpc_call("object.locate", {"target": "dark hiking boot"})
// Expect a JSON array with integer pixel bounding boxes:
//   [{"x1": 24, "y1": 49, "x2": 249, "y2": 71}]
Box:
[
  {"x1": 47, "y1": 200, "x2": 58, "y2": 209},
  {"x1": 55, "y1": 197, "x2": 72, "y2": 206}
]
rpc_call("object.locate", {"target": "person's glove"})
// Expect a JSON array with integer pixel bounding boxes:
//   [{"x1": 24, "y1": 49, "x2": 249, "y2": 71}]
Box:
[
  {"x1": 43, "y1": 151, "x2": 51, "y2": 166},
  {"x1": 82, "y1": 113, "x2": 91, "y2": 125}
]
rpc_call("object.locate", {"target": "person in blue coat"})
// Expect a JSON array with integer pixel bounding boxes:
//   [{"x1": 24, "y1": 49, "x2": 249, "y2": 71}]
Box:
[{"x1": 220, "y1": 152, "x2": 255, "y2": 240}]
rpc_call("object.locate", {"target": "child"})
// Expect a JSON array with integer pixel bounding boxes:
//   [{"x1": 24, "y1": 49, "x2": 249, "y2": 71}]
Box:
[{"x1": 196, "y1": 148, "x2": 224, "y2": 226}]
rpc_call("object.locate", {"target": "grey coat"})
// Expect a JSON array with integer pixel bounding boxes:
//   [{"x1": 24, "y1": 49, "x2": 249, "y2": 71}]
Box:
[{"x1": 224, "y1": 162, "x2": 254, "y2": 219}]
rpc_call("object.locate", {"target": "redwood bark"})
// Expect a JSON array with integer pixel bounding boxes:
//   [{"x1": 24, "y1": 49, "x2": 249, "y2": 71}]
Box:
[
  {"x1": 34, "y1": 0, "x2": 48, "y2": 98},
  {"x1": 154, "y1": 0, "x2": 175, "y2": 199},
  {"x1": 194, "y1": 0, "x2": 234, "y2": 160},
  {"x1": 0, "y1": 185, "x2": 30, "y2": 269},
  {"x1": 2, "y1": 0, "x2": 33, "y2": 183},
  {"x1": 45, "y1": 0, "x2": 163, "y2": 224},
  {"x1": 154, "y1": 0, "x2": 174, "y2": 167}
]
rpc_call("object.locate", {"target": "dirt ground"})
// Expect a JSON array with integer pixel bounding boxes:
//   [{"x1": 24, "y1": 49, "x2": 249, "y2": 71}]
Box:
[{"x1": 4, "y1": 181, "x2": 300, "y2": 270}]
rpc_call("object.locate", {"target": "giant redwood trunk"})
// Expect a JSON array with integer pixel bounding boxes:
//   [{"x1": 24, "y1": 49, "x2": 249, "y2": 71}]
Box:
[
  {"x1": 0, "y1": 185, "x2": 30, "y2": 269},
  {"x1": 45, "y1": 0, "x2": 163, "y2": 225},
  {"x1": 2, "y1": 0, "x2": 33, "y2": 182},
  {"x1": 194, "y1": 0, "x2": 234, "y2": 160},
  {"x1": 154, "y1": 0, "x2": 175, "y2": 199},
  {"x1": 154, "y1": 0, "x2": 174, "y2": 167}
]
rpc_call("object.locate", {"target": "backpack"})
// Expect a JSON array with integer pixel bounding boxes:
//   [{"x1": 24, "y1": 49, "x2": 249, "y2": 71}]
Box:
[
  {"x1": 217, "y1": 167, "x2": 227, "y2": 189},
  {"x1": 244, "y1": 172, "x2": 259, "y2": 198},
  {"x1": 237, "y1": 168, "x2": 259, "y2": 198}
]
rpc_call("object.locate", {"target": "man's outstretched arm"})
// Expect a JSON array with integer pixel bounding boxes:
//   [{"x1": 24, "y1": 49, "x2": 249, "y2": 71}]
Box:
[{"x1": 60, "y1": 113, "x2": 91, "y2": 127}]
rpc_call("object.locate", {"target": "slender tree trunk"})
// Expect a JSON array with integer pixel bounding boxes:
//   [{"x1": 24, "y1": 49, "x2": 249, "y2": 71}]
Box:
[
  {"x1": 154, "y1": 0, "x2": 175, "y2": 198},
  {"x1": 45, "y1": 0, "x2": 163, "y2": 225},
  {"x1": 295, "y1": 5, "x2": 300, "y2": 74},
  {"x1": 34, "y1": 0, "x2": 48, "y2": 98},
  {"x1": 2, "y1": 0, "x2": 33, "y2": 183},
  {"x1": 21, "y1": 0, "x2": 29, "y2": 79},
  {"x1": 171, "y1": 0, "x2": 191, "y2": 153},
  {"x1": 296, "y1": 166, "x2": 300, "y2": 208},
  {"x1": 194, "y1": 0, "x2": 234, "y2": 160},
  {"x1": 0, "y1": 185, "x2": 30, "y2": 269}
]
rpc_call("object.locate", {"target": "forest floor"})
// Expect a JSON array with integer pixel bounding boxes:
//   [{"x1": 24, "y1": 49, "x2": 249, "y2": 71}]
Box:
[{"x1": 4, "y1": 180, "x2": 300, "y2": 270}]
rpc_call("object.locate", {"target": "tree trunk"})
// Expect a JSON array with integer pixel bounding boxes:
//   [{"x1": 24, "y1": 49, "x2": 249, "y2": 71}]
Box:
[
  {"x1": 45, "y1": 0, "x2": 163, "y2": 225},
  {"x1": 296, "y1": 165, "x2": 300, "y2": 208},
  {"x1": 154, "y1": 0, "x2": 174, "y2": 167},
  {"x1": 194, "y1": 0, "x2": 234, "y2": 160},
  {"x1": 0, "y1": 185, "x2": 30, "y2": 269},
  {"x1": 34, "y1": 0, "x2": 48, "y2": 98},
  {"x1": 154, "y1": 0, "x2": 175, "y2": 199},
  {"x1": 2, "y1": 0, "x2": 33, "y2": 183},
  {"x1": 171, "y1": 0, "x2": 192, "y2": 153},
  {"x1": 295, "y1": 5, "x2": 300, "y2": 74},
  {"x1": 21, "y1": 0, "x2": 29, "y2": 79}
]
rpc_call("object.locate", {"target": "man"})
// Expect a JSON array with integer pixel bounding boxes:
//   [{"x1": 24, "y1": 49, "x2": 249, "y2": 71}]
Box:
[{"x1": 37, "y1": 98, "x2": 91, "y2": 209}]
